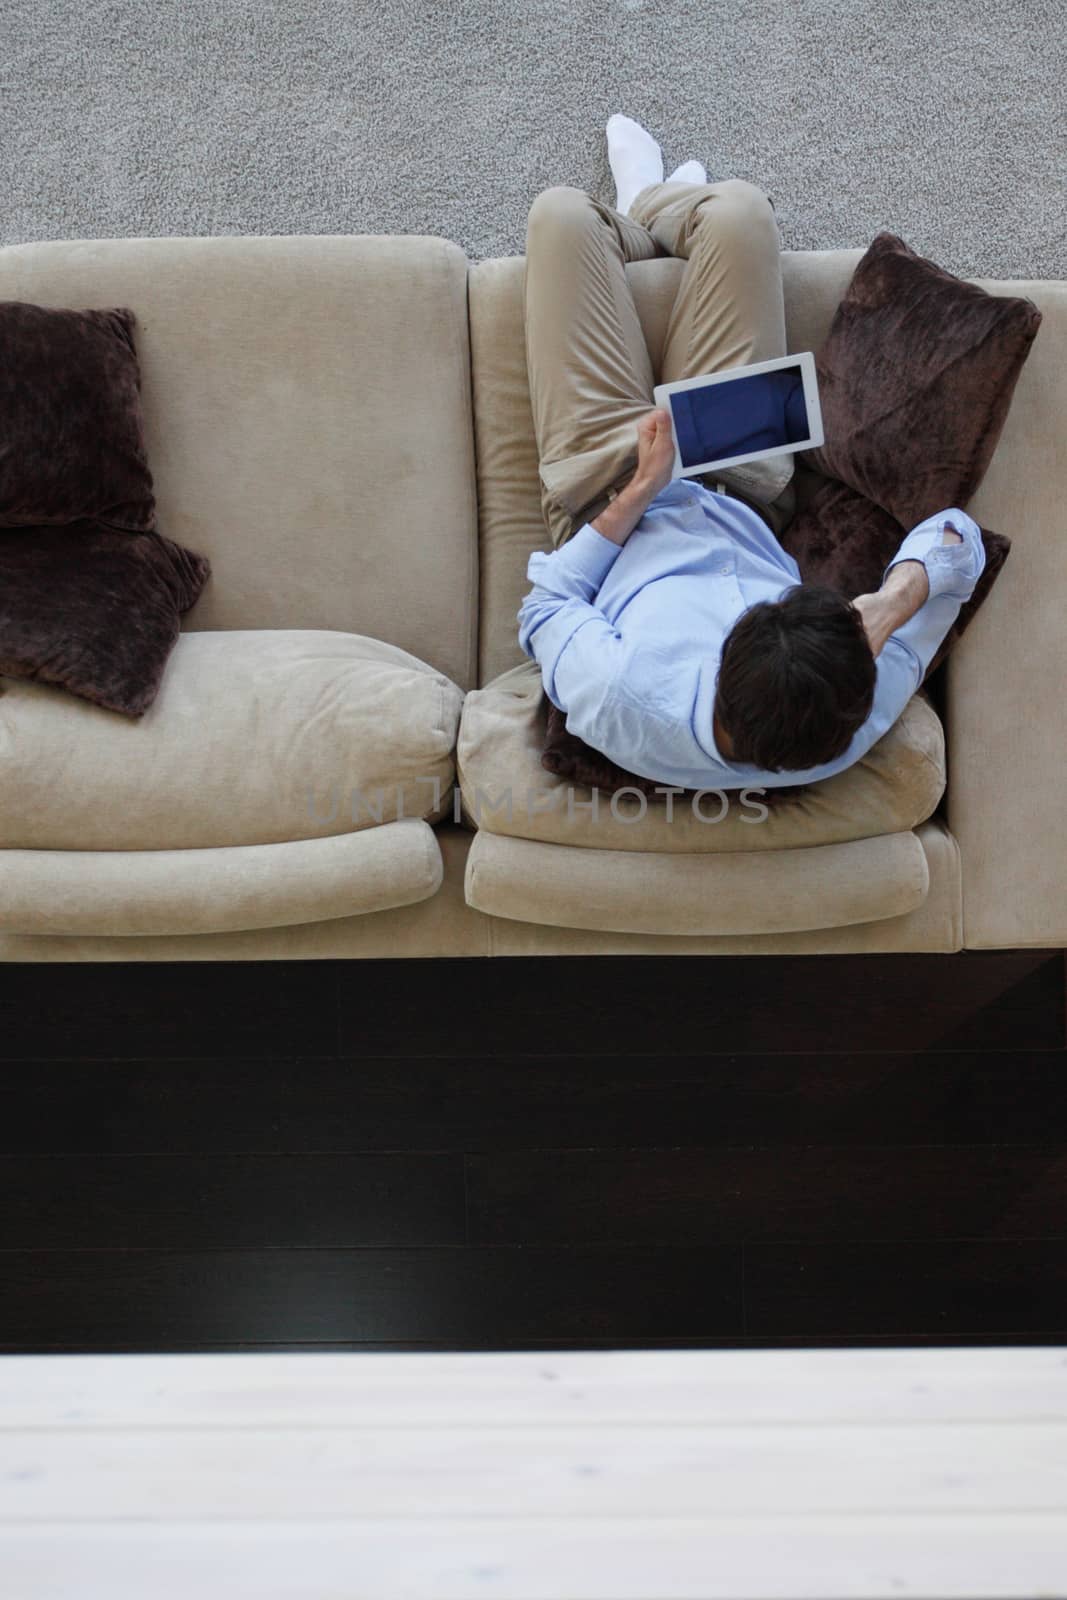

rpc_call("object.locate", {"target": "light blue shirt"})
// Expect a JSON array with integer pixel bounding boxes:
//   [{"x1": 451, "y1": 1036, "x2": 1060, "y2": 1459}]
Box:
[{"x1": 516, "y1": 477, "x2": 986, "y2": 790}]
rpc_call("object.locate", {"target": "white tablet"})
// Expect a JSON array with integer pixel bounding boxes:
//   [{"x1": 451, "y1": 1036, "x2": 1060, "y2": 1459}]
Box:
[{"x1": 653, "y1": 351, "x2": 823, "y2": 481}]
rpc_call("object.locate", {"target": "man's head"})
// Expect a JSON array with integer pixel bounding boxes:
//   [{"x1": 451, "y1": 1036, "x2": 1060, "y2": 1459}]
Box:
[{"x1": 713, "y1": 584, "x2": 877, "y2": 772}]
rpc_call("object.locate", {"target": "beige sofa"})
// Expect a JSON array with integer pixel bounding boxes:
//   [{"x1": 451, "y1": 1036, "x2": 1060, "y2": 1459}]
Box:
[{"x1": 0, "y1": 232, "x2": 1062, "y2": 961}]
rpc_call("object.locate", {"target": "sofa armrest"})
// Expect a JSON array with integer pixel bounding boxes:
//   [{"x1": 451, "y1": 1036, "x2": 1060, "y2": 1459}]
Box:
[{"x1": 945, "y1": 280, "x2": 1067, "y2": 948}]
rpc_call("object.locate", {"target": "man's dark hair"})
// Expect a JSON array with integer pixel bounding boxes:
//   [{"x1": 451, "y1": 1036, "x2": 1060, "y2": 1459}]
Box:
[{"x1": 713, "y1": 583, "x2": 877, "y2": 772}]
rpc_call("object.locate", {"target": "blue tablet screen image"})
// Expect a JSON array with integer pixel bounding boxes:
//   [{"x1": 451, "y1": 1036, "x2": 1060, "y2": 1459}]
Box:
[{"x1": 668, "y1": 363, "x2": 810, "y2": 470}]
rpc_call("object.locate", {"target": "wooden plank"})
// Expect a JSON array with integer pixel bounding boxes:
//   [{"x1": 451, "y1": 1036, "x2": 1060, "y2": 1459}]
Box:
[
  {"x1": 746, "y1": 1239, "x2": 1067, "y2": 1337},
  {"x1": 336, "y1": 952, "x2": 1065, "y2": 1056},
  {"x1": 0, "y1": 961, "x2": 339, "y2": 1060},
  {"x1": 2, "y1": 1515, "x2": 1067, "y2": 1599},
  {"x1": 465, "y1": 1144, "x2": 1067, "y2": 1245},
  {"x1": 0, "y1": 1154, "x2": 468, "y2": 1249},
  {"x1": 1, "y1": 1349, "x2": 1066, "y2": 1427},
  {"x1": 4, "y1": 1049, "x2": 1067, "y2": 1156},
  {"x1": 2, "y1": 1421, "x2": 1067, "y2": 1519},
  {"x1": 0, "y1": 1246, "x2": 744, "y2": 1347}
]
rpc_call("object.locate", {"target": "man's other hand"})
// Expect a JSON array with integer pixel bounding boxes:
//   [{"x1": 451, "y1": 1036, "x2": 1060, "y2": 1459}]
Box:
[
  {"x1": 852, "y1": 521, "x2": 966, "y2": 655},
  {"x1": 634, "y1": 408, "x2": 677, "y2": 498}
]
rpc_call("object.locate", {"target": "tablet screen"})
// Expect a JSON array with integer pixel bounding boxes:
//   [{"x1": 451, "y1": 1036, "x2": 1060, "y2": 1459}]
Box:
[{"x1": 668, "y1": 362, "x2": 811, "y2": 471}]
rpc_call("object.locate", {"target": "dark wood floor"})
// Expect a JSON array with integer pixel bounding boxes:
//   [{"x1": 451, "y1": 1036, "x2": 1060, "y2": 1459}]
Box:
[{"x1": 0, "y1": 950, "x2": 1065, "y2": 1352}]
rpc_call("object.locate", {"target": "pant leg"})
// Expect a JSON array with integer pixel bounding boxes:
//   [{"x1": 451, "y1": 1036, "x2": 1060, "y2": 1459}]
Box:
[
  {"x1": 628, "y1": 177, "x2": 797, "y2": 535},
  {"x1": 524, "y1": 185, "x2": 665, "y2": 549}
]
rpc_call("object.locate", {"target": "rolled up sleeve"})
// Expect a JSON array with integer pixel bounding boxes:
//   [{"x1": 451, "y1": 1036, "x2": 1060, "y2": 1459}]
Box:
[
  {"x1": 881, "y1": 507, "x2": 986, "y2": 601},
  {"x1": 879, "y1": 507, "x2": 987, "y2": 683},
  {"x1": 516, "y1": 522, "x2": 626, "y2": 711}
]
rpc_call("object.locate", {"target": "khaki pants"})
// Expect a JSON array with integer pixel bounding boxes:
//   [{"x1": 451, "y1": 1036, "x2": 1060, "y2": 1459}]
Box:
[{"x1": 524, "y1": 178, "x2": 798, "y2": 550}]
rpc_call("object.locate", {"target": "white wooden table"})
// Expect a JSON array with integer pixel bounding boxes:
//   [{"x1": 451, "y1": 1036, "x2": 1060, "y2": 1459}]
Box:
[{"x1": 2, "y1": 1346, "x2": 1066, "y2": 1598}]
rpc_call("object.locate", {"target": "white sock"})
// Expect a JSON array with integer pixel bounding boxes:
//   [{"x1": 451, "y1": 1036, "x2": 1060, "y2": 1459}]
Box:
[
  {"x1": 666, "y1": 159, "x2": 708, "y2": 186},
  {"x1": 606, "y1": 113, "x2": 663, "y2": 215}
]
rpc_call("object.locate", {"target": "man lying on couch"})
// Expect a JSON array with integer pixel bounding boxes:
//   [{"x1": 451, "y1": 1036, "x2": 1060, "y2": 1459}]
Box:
[{"x1": 517, "y1": 113, "x2": 984, "y2": 792}]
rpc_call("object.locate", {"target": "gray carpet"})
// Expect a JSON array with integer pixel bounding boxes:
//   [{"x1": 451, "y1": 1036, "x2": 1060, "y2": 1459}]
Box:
[{"x1": 1, "y1": 0, "x2": 1064, "y2": 278}]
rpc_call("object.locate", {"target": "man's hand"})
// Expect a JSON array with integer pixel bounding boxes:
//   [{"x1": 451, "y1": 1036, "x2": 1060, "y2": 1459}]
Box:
[
  {"x1": 633, "y1": 407, "x2": 677, "y2": 499},
  {"x1": 588, "y1": 410, "x2": 676, "y2": 547},
  {"x1": 851, "y1": 523, "x2": 963, "y2": 657}
]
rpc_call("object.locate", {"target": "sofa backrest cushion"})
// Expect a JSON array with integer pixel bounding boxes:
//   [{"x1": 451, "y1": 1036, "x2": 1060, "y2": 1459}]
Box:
[{"x1": 0, "y1": 235, "x2": 479, "y2": 691}]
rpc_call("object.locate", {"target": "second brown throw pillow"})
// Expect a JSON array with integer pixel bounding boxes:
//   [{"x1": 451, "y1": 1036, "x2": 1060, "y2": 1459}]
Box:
[
  {"x1": 0, "y1": 300, "x2": 157, "y2": 532},
  {"x1": 0, "y1": 521, "x2": 211, "y2": 717}
]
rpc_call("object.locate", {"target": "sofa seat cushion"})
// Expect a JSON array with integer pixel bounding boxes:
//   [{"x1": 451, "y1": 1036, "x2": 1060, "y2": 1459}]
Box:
[
  {"x1": 464, "y1": 827, "x2": 931, "y2": 936},
  {"x1": 0, "y1": 629, "x2": 464, "y2": 851},
  {"x1": 456, "y1": 660, "x2": 945, "y2": 854},
  {"x1": 0, "y1": 820, "x2": 445, "y2": 937}
]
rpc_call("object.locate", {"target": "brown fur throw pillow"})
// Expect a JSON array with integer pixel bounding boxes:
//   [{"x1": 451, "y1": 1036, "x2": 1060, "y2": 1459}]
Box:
[
  {"x1": 0, "y1": 301, "x2": 157, "y2": 531},
  {"x1": 0, "y1": 299, "x2": 209, "y2": 715},
  {"x1": 799, "y1": 231, "x2": 1042, "y2": 527},
  {"x1": 0, "y1": 521, "x2": 210, "y2": 716},
  {"x1": 542, "y1": 230, "x2": 1040, "y2": 798}
]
